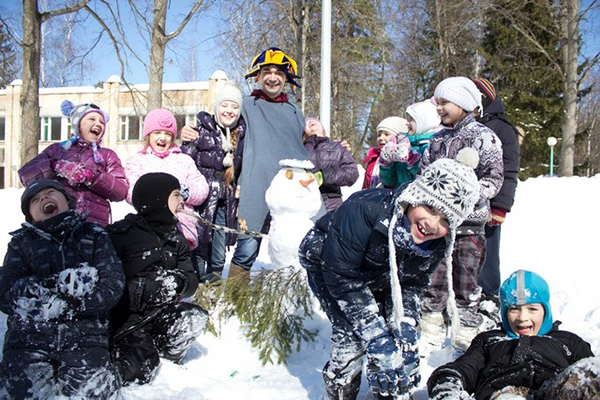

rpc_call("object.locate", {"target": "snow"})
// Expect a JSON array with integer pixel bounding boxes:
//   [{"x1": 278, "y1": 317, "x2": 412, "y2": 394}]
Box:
[{"x1": 1, "y1": 174, "x2": 599, "y2": 399}]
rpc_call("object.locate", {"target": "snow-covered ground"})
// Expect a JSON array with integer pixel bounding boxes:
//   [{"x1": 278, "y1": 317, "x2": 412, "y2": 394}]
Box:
[{"x1": 0, "y1": 174, "x2": 599, "y2": 399}]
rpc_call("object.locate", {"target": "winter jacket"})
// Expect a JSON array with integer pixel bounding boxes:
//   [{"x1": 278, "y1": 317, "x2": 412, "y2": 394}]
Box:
[
  {"x1": 362, "y1": 147, "x2": 381, "y2": 189},
  {"x1": 299, "y1": 187, "x2": 447, "y2": 339},
  {"x1": 237, "y1": 93, "x2": 309, "y2": 233},
  {"x1": 379, "y1": 132, "x2": 435, "y2": 188},
  {"x1": 303, "y1": 134, "x2": 359, "y2": 212},
  {"x1": 180, "y1": 112, "x2": 245, "y2": 245},
  {"x1": 19, "y1": 140, "x2": 128, "y2": 227},
  {"x1": 427, "y1": 323, "x2": 594, "y2": 400},
  {"x1": 0, "y1": 211, "x2": 126, "y2": 352},
  {"x1": 419, "y1": 114, "x2": 503, "y2": 226},
  {"x1": 478, "y1": 96, "x2": 520, "y2": 213},
  {"x1": 125, "y1": 145, "x2": 209, "y2": 249},
  {"x1": 107, "y1": 214, "x2": 199, "y2": 339}
]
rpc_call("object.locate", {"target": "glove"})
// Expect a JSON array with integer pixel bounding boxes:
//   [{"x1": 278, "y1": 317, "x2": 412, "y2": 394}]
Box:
[
  {"x1": 143, "y1": 269, "x2": 186, "y2": 306},
  {"x1": 54, "y1": 159, "x2": 94, "y2": 186},
  {"x1": 314, "y1": 171, "x2": 324, "y2": 186},
  {"x1": 180, "y1": 183, "x2": 190, "y2": 202},
  {"x1": 365, "y1": 333, "x2": 409, "y2": 397},
  {"x1": 55, "y1": 266, "x2": 98, "y2": 299},
  {"x1": 12, "y1": 282, "x2": 77, "y2": 322},
  {"x1": 380, "y1": 135, "x2": 413, "y2": 165},
  {"x1": 488, "y1": 208, "x2": 507, "y2": 226},
  {"x1": 429, "y1": 375, "x2": 473, "y2": 400}
]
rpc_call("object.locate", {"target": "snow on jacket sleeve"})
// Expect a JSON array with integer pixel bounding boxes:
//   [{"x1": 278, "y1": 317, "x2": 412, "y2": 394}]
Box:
[
  {"x1": 87, "y1": 149, "x2": 129, "y2": 202},
  {"x1": 18, "y1": 143, "x2": 62, "y2": 185},
  {"x1": 319, "y1": 199, "x2": 392, "y2": 344}
]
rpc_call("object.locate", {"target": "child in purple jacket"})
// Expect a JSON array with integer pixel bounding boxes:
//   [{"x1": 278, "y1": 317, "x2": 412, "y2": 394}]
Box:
[{"x1": 19, "y1": 101, "x2": 128, "y2": 227}]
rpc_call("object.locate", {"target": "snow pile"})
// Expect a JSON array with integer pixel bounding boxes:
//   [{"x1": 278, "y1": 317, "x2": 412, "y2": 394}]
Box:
[{"x1": 0, "y1": 175, "x2": 599, "y2": 399}]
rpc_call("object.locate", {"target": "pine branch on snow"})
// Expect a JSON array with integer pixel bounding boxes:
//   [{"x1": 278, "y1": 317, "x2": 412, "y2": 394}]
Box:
[{"x1": 194, "y1": 267, "x2": 318, "y2": 365}]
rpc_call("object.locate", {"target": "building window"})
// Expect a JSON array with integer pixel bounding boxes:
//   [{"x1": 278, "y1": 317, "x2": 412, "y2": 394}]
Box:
[
  {"x1": 0, "y1": 117, "x2": 5, "y2": 141},
  {"x1": 120, "y1": 115, "x2": 141, "y2": 140},
  {"x1": 40, "y1": 117, "x2": 62, "y2": 141},
  {"x1": 175, "y1": 114, "x2": 196, "y2": 132}
]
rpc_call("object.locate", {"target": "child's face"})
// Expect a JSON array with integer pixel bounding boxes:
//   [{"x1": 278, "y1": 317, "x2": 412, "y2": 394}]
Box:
[
  {"x1": 406, "y1": 205, "x2": 450, "y2": 244},
  {"x1": 377, "y1": 130, "x2": 394, "y2": 148},
  {"x1": 507, "y1": 303, "x2": 545, "y2": 336},
  {"x1": 259, "y1": 65, "x2": 286, "y2": 98},
  {"x1": 167, "y1": 189, "x2": 184, "y2": 217},
  {"x1": 79, "y1": 112, "x2": 105, "y2": 143},
  {"x1": 28, "y1": 188, "x2": 70, "y2": 222},
  {"x1": 406, "y1": 115, "x2": 416, "y2": 135},
  {"x1": 436, "y1": 98, "x2": 467, "y2": 126},
  {"x1": 218, "y1": 100, "x2": 241, "y2": 128},
  {"x1": 304, "y1": 119, "x2": 325, "y2": 137},
  {"x1": 148, "y1": 130, "x2": 174, "y2": 153}
]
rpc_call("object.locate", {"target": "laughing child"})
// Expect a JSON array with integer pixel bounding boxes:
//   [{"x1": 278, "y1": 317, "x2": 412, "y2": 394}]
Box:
[
  {"x1": 125, "y1": 109, "x2": 208, "y2": 250},
  {"x1": 19, "y1": 101, "x2": 129, "y2": 227},
  {"x1": 299, "y1": 148, "x2": 481, "y2": 399},
  {"x1": 0, "y1": 179, "x2": 125, "y2": 398},
  {"x1": 107, "y1": 172, "x2": 208, "y2": 385},
  {"x1": 428, "y1": 270, "x2": 596, "y2": 400}
]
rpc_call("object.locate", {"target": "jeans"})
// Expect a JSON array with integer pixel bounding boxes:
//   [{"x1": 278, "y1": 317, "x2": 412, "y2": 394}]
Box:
[
  {"x1": 231, "y1": 236, "x2": 262, "y2": 270},
  {"x1": 192, "y1": 203, "x2": 227, "y2": 277}
]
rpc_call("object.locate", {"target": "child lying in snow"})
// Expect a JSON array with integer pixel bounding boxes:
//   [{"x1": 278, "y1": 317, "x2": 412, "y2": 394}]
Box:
[
  {"x1": 427, "y1": 269, "x2": 598, "y2": 400},
  {"x1": 0, "y1": 179, "x2": 125, "y2": 399}
]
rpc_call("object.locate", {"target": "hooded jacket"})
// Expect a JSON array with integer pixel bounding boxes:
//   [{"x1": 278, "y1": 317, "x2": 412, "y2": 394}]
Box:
[
  {"x1": 427, "y1": 323, "x2": 594, "y2": 400},
  {"x1": 477, "y1": 95, "x2": 520, "y2": 212},
  {"x1": 19, "y1": 140, "x2": 128, "y2": 227},
  {"x1": 303, "y1": 134, "x2": 359, "y2": 212}
]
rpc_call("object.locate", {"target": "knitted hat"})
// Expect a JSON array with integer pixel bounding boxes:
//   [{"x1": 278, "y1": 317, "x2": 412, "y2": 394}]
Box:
[
  {"x1": 434, "y1": 77, "x2": 482, "y2": 112},
  {"x1": 214, "y1": 83, "x2": 243, "y2": 128},
  {"x1": 376, "y1": 116, "x2": 409, "y2": 136},
  {"x1": 132, "y1": 172, "x2": 181, "y2": 218},
  {"x1": 472, "y1": 78, "x2": 497, "y2": 110},
  {"x1": 143, "y1": 109, "x2": 178, "y2": 138},
  {"x1": 388, "y1": 148, "x2": 480, "y2": 335},
  {"x1": 245, "y1": 47, "x2": 301, "y2": 88},
  {"x1": 60, "y1": 100, "x2": 110, "y2": 164},
  {"x1": 21, "y1": 179, "x2": 76, "y2": 222},
  {"x1": 406, "y1": 98, "x2": 441, "y2": 135},
  {"x1": 499, "y1": 270, "x2": 554, "y2": 338}
]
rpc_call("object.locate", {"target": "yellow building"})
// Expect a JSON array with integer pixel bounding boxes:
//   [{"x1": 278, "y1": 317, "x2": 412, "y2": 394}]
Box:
[{"x1": 0, "y1": 71, "x2": 231, "y2": 189}]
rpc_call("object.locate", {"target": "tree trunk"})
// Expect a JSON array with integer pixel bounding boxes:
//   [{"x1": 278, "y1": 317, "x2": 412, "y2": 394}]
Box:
[
  {"x1": 559, "y1": 0, "x2": 579, "y2": 176},
  {"x1": 21, "y1": 0, "x2": 42, "y2": 167},
  {"x1": 147, "y1": 0, "x2": 168, "y2": 110}
]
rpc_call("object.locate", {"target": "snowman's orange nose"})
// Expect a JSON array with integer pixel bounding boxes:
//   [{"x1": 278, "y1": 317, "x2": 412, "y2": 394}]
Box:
[{"x1": 300, "y1": 173, "x2": 315, "y2": 187}]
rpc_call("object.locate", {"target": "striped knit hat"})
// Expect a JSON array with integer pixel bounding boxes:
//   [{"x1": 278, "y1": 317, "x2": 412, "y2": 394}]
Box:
[{"x1": 472, "y1": 78, "x2": 497, "y2": 110}]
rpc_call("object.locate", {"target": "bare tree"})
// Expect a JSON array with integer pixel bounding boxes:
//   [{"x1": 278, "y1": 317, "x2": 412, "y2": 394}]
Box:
[{"x1": 20, "y1": 0, "x2": 90, "y2": 166}]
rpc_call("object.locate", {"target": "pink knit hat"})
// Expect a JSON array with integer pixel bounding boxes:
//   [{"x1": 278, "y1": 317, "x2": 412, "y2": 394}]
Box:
[{"x1": 143, "y1": 109, "x2": 178, "y2": 138}]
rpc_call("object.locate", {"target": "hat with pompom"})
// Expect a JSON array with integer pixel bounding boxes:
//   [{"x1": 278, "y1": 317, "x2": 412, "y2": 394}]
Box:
[
  {"x1": 500, "y1": 270, "x2": 554, "y2": 338},
  {"x1": 60, "y1": 100, "x2": 110, "y2": 164}
]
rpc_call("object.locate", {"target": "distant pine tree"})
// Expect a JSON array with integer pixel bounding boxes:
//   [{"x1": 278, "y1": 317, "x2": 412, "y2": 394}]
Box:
[{"x1": 0, "y1": 24, "x2": 18, "y2": 89}]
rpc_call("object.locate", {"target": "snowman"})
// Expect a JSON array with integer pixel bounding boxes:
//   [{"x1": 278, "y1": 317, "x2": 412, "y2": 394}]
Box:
[{"x1": 265, "y1": 159, "x2": 323, "y2": 270}]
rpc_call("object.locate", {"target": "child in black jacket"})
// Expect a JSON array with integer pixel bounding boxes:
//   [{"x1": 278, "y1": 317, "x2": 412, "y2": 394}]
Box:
[
  {"x1": 107, "y1": 172, "x2": 207, "y2": 385},
  {"x1": 428, "y1": 270, "x2": 596, "y2": 400},
  {"x1": 0, "y1": 179, "x2": 125, "y2": 399},
  {"x1": 299, "y1": 149, "x2": 481, "y2": 399}
]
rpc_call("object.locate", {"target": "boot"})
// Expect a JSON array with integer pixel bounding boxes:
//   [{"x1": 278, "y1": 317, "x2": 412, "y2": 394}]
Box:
[
  {"x1": 419, "y1": 312, "x2": 446, "y2": 349},
  {"x1": 323, "y1": 369, "x2": 361, "y2": 400},
  {"x1": 452, "y1": 324, "x2": 479, "y2": 352},
  {"x1": 227, "y1": 263, "x2": 250, "y2": 281}
]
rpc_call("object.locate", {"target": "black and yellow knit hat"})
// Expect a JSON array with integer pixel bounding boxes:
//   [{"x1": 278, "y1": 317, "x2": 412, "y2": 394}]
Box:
[{"x1": 244, "y1": 47, "x2": 301, "y2": 88}]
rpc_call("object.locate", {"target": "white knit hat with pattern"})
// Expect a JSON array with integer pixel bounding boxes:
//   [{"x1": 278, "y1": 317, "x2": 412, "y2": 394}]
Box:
[
  {"x1": 434, "y1": 77, "x2": 483, "y2": 112},
  {"x1": 376, "y1": 116, "x2": 409, "y2": 136}
]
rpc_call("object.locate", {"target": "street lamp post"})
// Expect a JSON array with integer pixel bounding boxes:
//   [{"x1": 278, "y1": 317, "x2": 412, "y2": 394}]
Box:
[{"x1": 547, "y1": 137, "x2": 557, "y2": 176}]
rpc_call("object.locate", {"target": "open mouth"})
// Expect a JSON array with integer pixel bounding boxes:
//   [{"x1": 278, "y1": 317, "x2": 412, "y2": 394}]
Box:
[
  {"x1": 515, "y1": 324, "x2": 534, "y2": 335},
  {"x1": 417, "y1": 222, "x2": 433, "y2": 237},
  {"x1": 42, "y1": 202, "x2": 58, "y2": 215}
]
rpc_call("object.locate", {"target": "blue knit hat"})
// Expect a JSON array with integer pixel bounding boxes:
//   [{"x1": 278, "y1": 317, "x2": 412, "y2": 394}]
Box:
[{"x1": 499, "y1": 270, "x2": 554, "y2": 337}]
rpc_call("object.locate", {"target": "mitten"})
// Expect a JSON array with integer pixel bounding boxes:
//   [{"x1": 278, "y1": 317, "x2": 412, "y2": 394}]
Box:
[
  {"x1": 54, "y1": 159, "x2": 94, "y2": 186},
  {"x1": 365, "y1": 333, "x2": 408, "y2": 397},
  {"x1": 55, "y1": 265, "x2": 99, "y2": 299},
  {"x1": 143, "y1": 269, "x2": 187, "y2": 306},
  {"x1": 488, "y1": 208, "x2": 507, "y2": 226},
  {"x1": 429, "y1": 375, "x2": 473, "y2": 400},
  {"x1": 12, "y1": 284, "x2": 75, "y2": 322},
  {"x1": 180, "y1": 183, "x2": 190, "y2": 202},
  {"x1": 380, "y1": 135, "x2": 413, "y2": 165},
  {"x1": 406, "y1": 150, "x2": 422, "y2": 169}
]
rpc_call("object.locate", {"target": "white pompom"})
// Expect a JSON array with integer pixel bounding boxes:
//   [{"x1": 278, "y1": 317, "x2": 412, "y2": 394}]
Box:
[{"x1": 455, "y1": 148, "x2": 479, "y2": 169}]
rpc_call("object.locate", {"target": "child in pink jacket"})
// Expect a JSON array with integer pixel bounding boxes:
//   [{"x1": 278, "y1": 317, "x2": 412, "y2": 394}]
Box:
[
  {"x1": 19, "y1": 101, "x2": 128, "y2": 227},
  {"x1": 125, "y1": 109, "x2": 208, "y2": 250}
]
